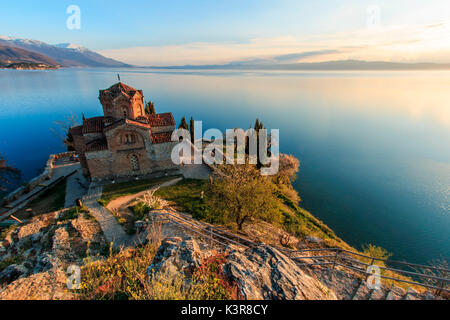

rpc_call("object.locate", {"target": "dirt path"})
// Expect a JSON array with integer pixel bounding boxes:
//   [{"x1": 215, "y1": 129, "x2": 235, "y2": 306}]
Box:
[
  {"x1": 83, "y1": 177, "x2": 182, "y2": 249},
  {"x1": 106, "y1": 177, "x2": 182, "y2": 212}
]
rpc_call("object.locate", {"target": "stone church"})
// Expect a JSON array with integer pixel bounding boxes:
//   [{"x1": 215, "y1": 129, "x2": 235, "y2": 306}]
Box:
[{"x1": 69, "y1": 82, "x2": 178, "y2": 181}]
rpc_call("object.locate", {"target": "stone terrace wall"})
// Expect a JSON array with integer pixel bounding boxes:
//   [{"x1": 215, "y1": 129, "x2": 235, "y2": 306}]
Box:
[{"x1": 2, "y1": 152, "x2": 76, "y2": 203}]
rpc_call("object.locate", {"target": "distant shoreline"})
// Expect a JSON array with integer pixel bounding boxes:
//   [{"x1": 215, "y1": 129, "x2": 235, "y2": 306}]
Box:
[
  {"x1": 0, "y1": 62, "x2": 60, "y2": 70},
  {"x1": 139, "y1": 60, "x2": 450, "y2": 71}
]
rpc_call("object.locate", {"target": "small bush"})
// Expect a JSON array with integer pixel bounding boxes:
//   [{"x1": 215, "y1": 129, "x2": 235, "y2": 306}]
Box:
[
  {"x1": 361, "y1": 244, "x2": 393, "y2": 267},
  {"x1": 137, "y1": 189, "x2": 166, "y2": 209},
  {"x1": 189, "y1": 252, "x2": 241, "y2": 300},
  {"x1": 132, "y1": 189, "x2": 167, "y2": 222},
  {"x1": 133, "y1": 202, "x2": 150, "y2": 221},
  {"x1": 97, "y1": 199, "x2": 108, "y2": 207},
  {"x1": 77, "y1": 244, "x2": 241, "y2": 300}
]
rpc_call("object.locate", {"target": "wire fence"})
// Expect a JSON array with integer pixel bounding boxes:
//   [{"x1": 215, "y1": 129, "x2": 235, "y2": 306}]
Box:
[
  {"x1": 156, "y1": 209, "x2": 449, "y2": 295},
  {"x1": 290, "y1": 247, "x2": 449, "y2": 294}
]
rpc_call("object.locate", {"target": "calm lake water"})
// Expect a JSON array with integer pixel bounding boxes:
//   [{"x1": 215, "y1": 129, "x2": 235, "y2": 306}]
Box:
[{"x1": 0, "y1": 68, "x2": 449, "y2": 264}]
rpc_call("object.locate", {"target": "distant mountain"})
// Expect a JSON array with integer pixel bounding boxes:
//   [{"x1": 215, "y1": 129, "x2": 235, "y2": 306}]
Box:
[
  {"x1": 147, "y1": 59, "x2": 450, "y2": 71},
  {"x1": 54, "y1": 43, "x2": 89, "y2": 52},
  {"x1": 0, "y1": 36, "x2": 130, "y2": 68},
  {"x1": 0, "y1": 45, "x2": 60, "y2": 69}
]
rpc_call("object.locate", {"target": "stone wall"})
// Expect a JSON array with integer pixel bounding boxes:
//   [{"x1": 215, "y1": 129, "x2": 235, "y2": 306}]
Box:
[
  {"x1": 147, "y1": 141, "x2": 178, "y2": 161},
  {"x1": 86, "y1": 145, "x2": 178, "y2": 181},
  {"x1": 1, "y1": 152, "x2": 76, "y2": 203},
  {"x1": 151, "y1": 125, "x2": 174, "y2": 134},
  {"x1": 85, "y1": 150, "x2": 113, "y2": 179}
]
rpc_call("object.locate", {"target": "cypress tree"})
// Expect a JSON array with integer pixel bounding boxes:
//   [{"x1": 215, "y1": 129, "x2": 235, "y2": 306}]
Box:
[
  {"x1": 253, "y1": 118, "x2": 265, "y2": 167},
  {"x1": 254, "y1": 118, "x2": 260, "y2": 131},
  {"x1": 190, "y1": 117, "x2": 195, "y2": 144},
  {"x1": 145, "y1": 101, "x2": 156, "y2": 115},
  {"x1": 179, "y1": 117, "x2": 188, "y2": 130}
]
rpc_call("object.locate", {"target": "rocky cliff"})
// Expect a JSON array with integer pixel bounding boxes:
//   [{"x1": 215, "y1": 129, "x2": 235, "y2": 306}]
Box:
[
  {"x1": 0, "y1": 209, "x2": 107, "y2": 299},
  {"x1": 148, "y1": 237, "x2": 337, "y2": 300},
  {"x1": 0, "y1": 210, "x2": 339, "y2": 300}
]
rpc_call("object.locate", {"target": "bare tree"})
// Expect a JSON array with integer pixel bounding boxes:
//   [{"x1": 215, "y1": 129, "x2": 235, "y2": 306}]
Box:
[
  {"x1": 277, "y1": 154, "x2": 300, "y2": 183},
  {"x1": 51, "y1": 112, "x2": 79, "y2": 151}
]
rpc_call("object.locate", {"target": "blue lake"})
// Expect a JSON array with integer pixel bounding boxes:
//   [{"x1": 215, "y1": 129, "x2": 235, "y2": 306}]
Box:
[{"x1": 0, "y1": 68, "x2": 449, "y2": 264}]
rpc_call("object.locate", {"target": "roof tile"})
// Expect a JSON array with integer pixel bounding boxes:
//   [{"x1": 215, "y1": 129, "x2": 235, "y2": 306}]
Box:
[
  {"x1": 151, "y1": 132, "x2": 173, "y2": 144},
  {"x1": 82, "y1": 117, "x2": 104, "y2": 134},
  {"x1": 99, "y1": 82, "x2": 143, "y2": 99},
  {"x1": 146, "y1": 113, "x2": 175, "y2": 127}
]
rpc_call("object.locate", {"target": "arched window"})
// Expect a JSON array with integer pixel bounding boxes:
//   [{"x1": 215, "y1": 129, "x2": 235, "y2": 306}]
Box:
[
  {"x1": 122, "y1": 107, "x2": 128, "y2": 118},
  {"x1": 130, "y1": 154, "x2": 139, "y2": 171},
  {"x1": 124, "y1": 133, "x2": 136, "y2": 144}
]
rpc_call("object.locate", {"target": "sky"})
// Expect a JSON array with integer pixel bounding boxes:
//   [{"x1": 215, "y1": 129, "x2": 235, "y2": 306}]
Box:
[{"x1": 1, "y1": 0, "x2": 450, "y2": 66}]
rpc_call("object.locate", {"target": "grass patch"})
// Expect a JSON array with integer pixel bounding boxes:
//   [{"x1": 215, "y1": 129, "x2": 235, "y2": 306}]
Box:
[
  {"x1": 31, "y1": 178, "x2": 67, "y2": 211},
  {"x1": 15, "y1": 178, "x2": 67, "y2": 219},
  {"x1": 57, "y1": 206, "x2": 89, "y2": 222},
  {"x1": 100, "y1": 176, "x2": 181, "y2": 205},
  {"x1": 278, "y1": 192, "x2": 339, "y2": 240},
  {"x1": 155, "y1": 178, "x2": 347, "y2": 243},
  {"x1": 154, "y1": 179, "x2": 213, "y2": 220}
]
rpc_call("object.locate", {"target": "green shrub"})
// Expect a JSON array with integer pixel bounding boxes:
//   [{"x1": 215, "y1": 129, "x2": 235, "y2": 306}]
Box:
[
  {"x1": 133, "y1": 201, "x2": 150, "y2": 221},
  {"x1": 361, "y1": 244, "x2": 393, "y2": 267},
  {"x1": 97, "y1": 199, "x2": 108, "y2": 207}
]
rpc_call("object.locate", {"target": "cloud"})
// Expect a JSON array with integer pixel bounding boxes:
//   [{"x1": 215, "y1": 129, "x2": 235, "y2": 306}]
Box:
[
  {"x1": 98, "y1": 20, "x2": 450, "y2": 66},
  {"x1": 273, "y1": 50, "x2": 340, "y2": 63}
]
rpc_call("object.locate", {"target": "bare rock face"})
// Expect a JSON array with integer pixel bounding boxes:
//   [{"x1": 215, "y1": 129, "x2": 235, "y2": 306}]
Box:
[
  {"x1": 147, "y1": 237, "x2": 210, "y2": 279},
  {"x1": 0, "y1": 211, "x2": 107, "y2": 293},
  {"x1": 0, "y1": 268, "x2": 75, "y2": 300},
  {"x1": 148, "y1": 237, "x2": 337, "y2": 300},
  {"x1": 0, "y1": 264, "x2": 28, "y2": 286},
  {"x1": 223, "y1": 245, "x2": 337, "y2": 300}
]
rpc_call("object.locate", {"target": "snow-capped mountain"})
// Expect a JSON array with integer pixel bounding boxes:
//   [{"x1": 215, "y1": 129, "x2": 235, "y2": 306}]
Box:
[
  {"x1": 54, "y1": 43, "x2": 88, "y2": 52},
  {"x1": 0, "y1": 36, "x2": 48, "y2": 47},
  {"x1": 0, "y1": 36, "x2": 130, "y2": 67}
]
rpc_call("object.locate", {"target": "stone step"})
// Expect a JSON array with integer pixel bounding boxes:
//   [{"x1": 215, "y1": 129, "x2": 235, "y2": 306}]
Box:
[{"x1": 351, "y1": 280, "x2": 364, "y2": 300}]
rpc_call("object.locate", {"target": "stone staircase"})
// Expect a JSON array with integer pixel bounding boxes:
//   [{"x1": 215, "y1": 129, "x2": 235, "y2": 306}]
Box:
[
  {"x1": 315, "y1": 268, "x2": 439, "y2": 300},
  {"x1": 82, "y1": 184, "x2": 131, "y2": 249}
]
